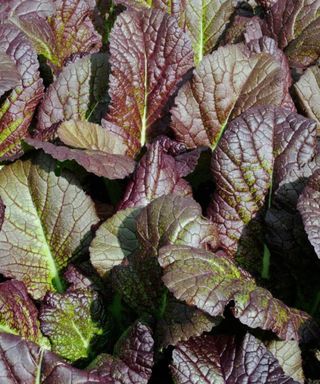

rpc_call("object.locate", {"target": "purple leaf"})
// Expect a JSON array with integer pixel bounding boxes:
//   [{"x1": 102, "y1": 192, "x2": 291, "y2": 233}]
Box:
[
  {"x1": 106, "y1": 8, "x2": 194, "y2": 156},
  {"x1": 207, "y1": 106, "x2": 316, "y2": 257},
  {"x1": 35, "y1": 54, "x2": 108, "y2": 140},
  {"x1": 171, "y1": 44, "x2": 284, "y2": 149},
  {"x1": 115, "y1": 0, "x2": 237, "y2": 64},
  {"x1": 119, "y1": 139, "x2": 193, "y2": 209},
  {"x1": 159, "y1": 244, "x2": 318, "y2": 340},
  {"x1": 26, "y1": 139, "x2": 135, "y2": 179},
  {"x1": 156, "y1": 297, "x2": 220, "y2": 347},
  {"x1": 0, "y1": 0, "x2": 54, "y2": 21},
  {"x1": 88, "y1": 322, "x2": 154, "y2": 384},
  {"x1": 297, "y1": 169, "x2": 320, "y2": 259},
  {"x1": 259, "y1": 0, "x2": 320, "y2": 68},
  {"x1": 0, "y1": 24, "x2": 44, "y2": 160},
  {"x1": 0, "y1": 52, "x2": 20, "y2": 98},
  {"x1": 0, "y1": 280, "x2": 46, "y2": 345},
  {"x1": 266, "y1": 340, "x2": 304, "y2": 383},
  {"x1": 172, "y1": 333, "x2": 299, "y2": 383},
  {"x1": 109, "y1": 195, "x2": 218, "y2": 313},
  {"x1": 294, "y1": 64, "x2": 320, "y2": 134}
]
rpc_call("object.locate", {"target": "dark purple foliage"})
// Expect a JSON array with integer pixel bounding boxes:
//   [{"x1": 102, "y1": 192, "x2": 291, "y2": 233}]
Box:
[{"x1": 0, "y1": 0, "x2": 319, "y2": 382}]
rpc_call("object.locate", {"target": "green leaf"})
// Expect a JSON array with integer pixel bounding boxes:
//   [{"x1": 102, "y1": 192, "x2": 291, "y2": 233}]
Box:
[
  {"x1": 40, "y1": 289, "x2": 104, "y2": 361},
  {"x1": 0, "y1": 154, "x2": 99, "y2": 299}
]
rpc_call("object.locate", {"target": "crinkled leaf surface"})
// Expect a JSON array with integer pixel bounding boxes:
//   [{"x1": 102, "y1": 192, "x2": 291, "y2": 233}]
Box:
[
  {"x1": 0, "y1": 333, "x2": 103, "y2": 383},
  {"x1": 0, "y1": 52, "x2": 20, "y2": 98},
  {"x1": 40, "y1": 289, "x2": 103, "y2": 361},
  {"x1": 27, "y1": 119, "x2": 136, "y2": 179},
  {"x1": 159, "y1": 245, "x2": 316, "y2": 340},
  {"x1": 115, "y1": 0, "x2": 236, "y2": 64},
  {"x1": 0, "y1": 154, "x2": 99, "y2": 299},
  {"x1": 0, "y1": 280, "x2": 44, "y2": 344},
  {"x1": 119, "y1": 140, "x2": 193, "y2": 209},
  {"x1": 0, "y1": 0, "x2": 54, "y2": 22},
  {"x1": 88, "y1": 322, "x2": 154, "y2": 384},
  {"x1": 208, "y1": 106, "x2": 316, "y2": 256},
  {"x1": 0, "y1": 24, "x2": 44, "y2": 160},
  {"x1": 171, "y1": 44, "x2": 284, "y2": 149},
  {"x1": 266, "y1": 340, "x2": 304, "y2": 383},
  {"x1": 244, "y1": 21, "x2": 295, "y2": 111},
  {"x1": 156, "y1": 297, "x2": 219, "y2": 347},
  {"x1": 297, "y1": 169, "x2": 320, "y2": 258},
  {"x1": 172, "y1": 333, "x2": 298, "y2": 383},
  {"x1": 136, "y1": 194, "x2": 219, "y2": 251},
  {"x1": 179, "y1": 0, "x2": 236, "y2": 64},
  {"x1": 14, "y1": 0, "x2": 102, "y2": 71},
  {"x1": 46, "y1": 0, "x2": 101, "y2": 70},
  {"x1": 90, "y1": 207, "x2": 142, "y2": 277},
  {"x1": 35, "y1": 54, "x2": 108, "y2": 140},
  {"x1": 106, "y1": 8, "x2": 194, "y2": 156},
  {"x1": 260, "y1": 0, "x2": 320, "y2": 68},
  {"x1": 294, "y1": 64, "x2": 320, "y2": 134},
  {"x1": 111, "y1": 195, "x2": 218, "y2": 313}
]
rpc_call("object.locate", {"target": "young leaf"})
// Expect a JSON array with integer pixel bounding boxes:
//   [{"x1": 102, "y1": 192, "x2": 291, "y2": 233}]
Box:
[
  {"x1": 297, "y1": 169, "x2": 320, "y2": 259},
  {"x1": 171, "y1": 44, "x2": 283, "y2": 149},
  {"x1": 0, "y1": 24, "x2": 44, "y2": 160},
  {"x1": 159, "y1": 245, "x2": 317, "y2": 340},
  {"x1": 35, "y1": 54, "x2": 108, "y2": 140},
  {"x1": 0, "y1": 280, "x2": 45, "y2": 345},
  {"x1": 0, "y1": 52, "x2": 20, "y2": 98},
  {"x1": 40, "y1": 289, "x2": 103, "y2": 361},
  {"x1": 118, "y1": 139, "x2": 193, "y2": 209},
  {"x1": 207, "y1": 106, "x2": 316, "y2": 256},
  {"x1": 0, "y1": 154, "x2": 99, "y2": 299},
  {"x1": 106, "y1": 8, "x2": 194, "y2": 156},
  {"x1": 172, "y1": 333, "x2": 299, "y2": 383},
  {"x1": 294, "y1": 64, "x2": 320, "y2": 134}
]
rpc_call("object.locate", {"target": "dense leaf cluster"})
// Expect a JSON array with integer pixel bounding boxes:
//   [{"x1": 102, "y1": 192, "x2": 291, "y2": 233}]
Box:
[{"x1": 0, "y1": 0, "x2": 320, "y2": 382}]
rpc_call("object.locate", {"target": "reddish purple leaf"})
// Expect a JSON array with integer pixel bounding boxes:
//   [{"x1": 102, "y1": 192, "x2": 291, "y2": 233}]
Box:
[
  {"x1": 171, "y1": 43, "x2": 284, "y2": 149},
  {"x1": 0, "y1": 52, "x2": 20, "y2": 98},
  {"x1": 0, "y1": 24, "x2": 44, "y2": 160},
  {"x1": 259, "y1": 0, "x2": 320, "y2": 68},
  {"x1": 35, "y1": 54, "x2": 108, "y2": 140},
  {"x1": 159, "y1": 244, "x2": 318, "y2": 341},
  {"x1": 26, "y1": 139, "x2": 135, "y2": 179},
  {"x1": 119, "y1": 139, "x2": 193, "y2": 209},
  {"x1": 106, "y1": 8, "x2": 194, "y2": 156},
  {"x1": 172, "y1": 333, "x2": 299, "y2": 383},
  {"x1": 0, "y1": 280, "x2": 46, "y2": 345},
  {"x1": 207, "y1": 106, "x2": 316, "y2": 257},
  {"x1": 298, "y1": 169, "x2": 320, "y2": 259}
]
